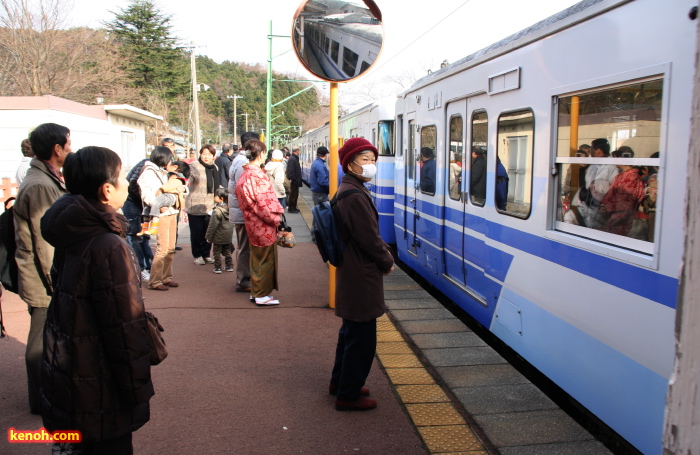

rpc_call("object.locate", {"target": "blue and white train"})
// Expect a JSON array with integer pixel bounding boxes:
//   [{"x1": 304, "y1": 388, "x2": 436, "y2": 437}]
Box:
[
  {"x1": 291, "y1": 96, "x2": 396, "y2": 243},
  {"x1": 293, "y1": 0, "x2": 694, "y2": 453}
]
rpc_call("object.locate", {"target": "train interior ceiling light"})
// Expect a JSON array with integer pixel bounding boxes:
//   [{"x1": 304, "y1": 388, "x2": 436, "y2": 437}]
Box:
[{"x1": 292, "y1": 0, "x2": 384, "y2": 82}]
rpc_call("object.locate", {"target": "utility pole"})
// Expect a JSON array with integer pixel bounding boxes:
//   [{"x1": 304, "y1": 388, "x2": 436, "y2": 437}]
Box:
[
  {"x1": 228, "y1": 94, "x2": 243, "y2": 143},
  {"x1": 241, "y1": 113, "x2": 249, "y2": 132},
  {"x1": 189, "y1": 42, "x2": 201, "y2": 153}
]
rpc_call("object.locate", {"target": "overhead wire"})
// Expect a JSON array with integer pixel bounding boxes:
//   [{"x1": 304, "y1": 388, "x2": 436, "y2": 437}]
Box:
[{"x1": 343, "y1": 0, "x2": 473, "y2": 95}]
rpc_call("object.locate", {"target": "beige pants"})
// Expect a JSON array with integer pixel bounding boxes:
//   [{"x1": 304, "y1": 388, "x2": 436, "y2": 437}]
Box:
[{"x1": 149, "y1": 214, "x2": 176, "y2": 287}]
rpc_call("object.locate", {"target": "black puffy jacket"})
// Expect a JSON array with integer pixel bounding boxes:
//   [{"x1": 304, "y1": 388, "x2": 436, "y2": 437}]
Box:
[{"x1": 40, "y1": 194, "x2": 154, "y2": 441}]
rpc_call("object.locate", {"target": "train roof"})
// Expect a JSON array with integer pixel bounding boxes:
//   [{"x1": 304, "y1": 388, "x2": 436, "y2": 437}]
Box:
[
  {"x1": 402, "y1": 0, "x2": 624, "y2": 95},
  {"x1": 309, "y1": 15, "x2": 382, "y2": 44}
]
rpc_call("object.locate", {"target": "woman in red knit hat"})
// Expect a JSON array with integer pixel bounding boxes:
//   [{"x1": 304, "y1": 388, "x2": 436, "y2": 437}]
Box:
[{"x1": 330, "y1": 137, "x2": 395, "y2": 411}]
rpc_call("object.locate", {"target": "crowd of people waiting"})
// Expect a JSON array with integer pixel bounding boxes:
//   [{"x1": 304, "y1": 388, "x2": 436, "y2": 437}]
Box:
[{"x1": 6, "y1": 124, "x2": 394, "y2": 453}]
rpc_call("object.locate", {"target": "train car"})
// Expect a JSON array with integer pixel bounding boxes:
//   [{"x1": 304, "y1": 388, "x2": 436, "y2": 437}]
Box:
[
  {"x1": 291, "y1": 96, "x2": 396, "y2": 243},
  {"x1": 299, "y1": 10, "x2": 381, "y2": 81},
  {"x1": 392, "y1": 0, "x2": 694, "y2": 453}
]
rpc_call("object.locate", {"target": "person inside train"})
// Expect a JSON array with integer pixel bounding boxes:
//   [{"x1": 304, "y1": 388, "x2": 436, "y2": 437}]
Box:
[
  {"x1": 600, "y1": 147, "x2": 645, "y2": 237},
  {"x1": 419, "y1": 147, "x2": 436, "y2": 194},
  {"x1": 470, "y1": 146, "x2": 487, "y2": 205},
  {"x1": 642, "y1": 151, "x2": 660, "y2": 241},
  {"x1": 579, "y1": 138, "x2": 618, "y2": 229},
  {"x1": 562, "y1": 144, "x2": 591, "y2": 225},
  {"x1": 449, "y1": 153, "x2": 462, "y2": 199}
]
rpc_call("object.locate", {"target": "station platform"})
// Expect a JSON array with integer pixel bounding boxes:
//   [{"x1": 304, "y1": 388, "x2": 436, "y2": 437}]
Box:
[{"x1": 0, "y1": 187, "x2": 612, "y2": 454}]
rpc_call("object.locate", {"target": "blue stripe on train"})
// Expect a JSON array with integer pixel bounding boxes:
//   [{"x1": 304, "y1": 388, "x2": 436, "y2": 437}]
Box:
[{"x1": 395, "y1": 199, "x2": 678, "y2": 309}]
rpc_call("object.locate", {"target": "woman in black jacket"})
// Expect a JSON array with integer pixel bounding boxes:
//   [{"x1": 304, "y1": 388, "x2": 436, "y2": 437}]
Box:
[{"x1": 40, "y1": 147, "x2": 154, "y2": 454}]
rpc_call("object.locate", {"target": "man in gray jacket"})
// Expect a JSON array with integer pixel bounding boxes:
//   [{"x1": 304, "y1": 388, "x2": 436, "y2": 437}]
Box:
[
  {"x1": 228, "y1": 132, "x2": 259, "y2": 292},
  {"x1": 14, "y1": 123, "x2": 70, "y2": 414}
]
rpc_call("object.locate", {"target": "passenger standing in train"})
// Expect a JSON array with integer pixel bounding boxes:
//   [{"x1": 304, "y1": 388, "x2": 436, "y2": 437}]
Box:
[
  {"x1": 470, "y1": 146, "x2": 487, "y2": 205},
  {"x1": 310, "y1": 146, "x2": 330, "y2": 242},
  {"x1": 235, "y1": 140, "x2": 284, "y2": 306},
  {"x1": 286, "y1": 147, "x2": 302, "y2": 213},
  {"x1": 581, "y1": 138, "x2": 618, "y2": 229},
  {"x1": 419, "y1": 147, "x2": 436, "y2": 194},
  {"x1": 642, "y1": 152, "x2": 659, "y2": 241},
  {"x1": 562, "y1": 145, "x2": 591, "y2": 225},
  {"x1": 495, "y1": 156, "x2": 509, "y2": 211},
  {"x1": 228, "y1": 131, "x2": 259, "y2": 293},
  {"x1": 449, "y1": 153, "x2": 462, "y2": 200},
  {"x1": 601, "y1": 149, "x2": 645, "y2": 237},
  {"x1": 330, "y1": 137, "x2": 394, "y2": 411}
]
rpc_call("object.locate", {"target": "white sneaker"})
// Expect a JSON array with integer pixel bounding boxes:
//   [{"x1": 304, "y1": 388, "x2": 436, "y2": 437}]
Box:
[
  {"x1": 204, "y1": 257, "x2": 215, "y2": 264},
  {"x1": 254, "y1": 296, "x2": 279, "y2": 306},
  {"x1": 141, "y1": 270, "x2": 150, "y2": 281},
  {"x1": 194, "y1": 257, "x2": 206, "y2": 265}
]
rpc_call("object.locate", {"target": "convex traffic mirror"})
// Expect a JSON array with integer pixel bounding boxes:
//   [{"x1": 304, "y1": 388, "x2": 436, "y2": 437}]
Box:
[{"x1": 292, "y1": 0, "x2": 384, "y2": 82}]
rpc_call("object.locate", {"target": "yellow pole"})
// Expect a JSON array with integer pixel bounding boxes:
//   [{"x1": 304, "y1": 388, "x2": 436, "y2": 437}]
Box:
[
  {"x1": 570, "y1": 96, "x2": 580, "y2": 188},
  {"x1": 570, "y1": 96, "x2": 580, "y2": 155},
  {"x1": 329, "y1": 82, "x2": 339, "y2": 308}
]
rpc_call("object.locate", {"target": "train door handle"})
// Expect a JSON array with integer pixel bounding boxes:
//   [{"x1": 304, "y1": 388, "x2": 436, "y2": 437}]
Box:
[{"x1": 410, "y1": 198, "x2": 416, "y2": 204}]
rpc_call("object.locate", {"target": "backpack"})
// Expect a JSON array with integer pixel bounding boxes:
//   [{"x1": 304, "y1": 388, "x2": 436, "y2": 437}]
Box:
[
  {"x1": 0, "y1": 202, "x2": 19, "y2": 294},
  {"x1": 127, "y1": 159, "x2": 149, "y2": 210},
  {"x1": 311, "y1": 189, "x2": 363, "y2": 266}
]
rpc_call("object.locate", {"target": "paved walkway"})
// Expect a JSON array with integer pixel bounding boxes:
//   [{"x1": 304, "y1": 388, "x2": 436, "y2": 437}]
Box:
[{"x1": 0, "y1": 187, "x2": 613, "y2": 454}]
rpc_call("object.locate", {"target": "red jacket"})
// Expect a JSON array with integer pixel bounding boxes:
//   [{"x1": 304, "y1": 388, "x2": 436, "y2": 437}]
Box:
[{"x1": 235, "y1": 164, "x2": 283, "y2": 247}]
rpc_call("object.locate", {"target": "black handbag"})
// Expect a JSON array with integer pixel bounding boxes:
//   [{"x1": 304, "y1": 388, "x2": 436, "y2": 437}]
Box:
[{"x1": 145, "y1": 311, "x2": 168, "y2": 365}]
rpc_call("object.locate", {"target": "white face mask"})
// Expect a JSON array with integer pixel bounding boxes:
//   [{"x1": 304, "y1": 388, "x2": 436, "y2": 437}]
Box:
[{"x1": 352, "y1": 162, "x2": 377, "y2": 179}]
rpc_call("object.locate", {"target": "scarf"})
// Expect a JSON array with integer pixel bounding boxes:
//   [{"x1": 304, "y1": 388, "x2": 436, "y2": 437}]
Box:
[{"x1": 198, "y1": 158, "x2": 219, "y2": 194}]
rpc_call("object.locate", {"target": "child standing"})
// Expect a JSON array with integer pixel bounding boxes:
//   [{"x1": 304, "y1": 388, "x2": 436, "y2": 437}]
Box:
[{"x1": 205, "y1": 188, "x2": 235, "y2": 273}]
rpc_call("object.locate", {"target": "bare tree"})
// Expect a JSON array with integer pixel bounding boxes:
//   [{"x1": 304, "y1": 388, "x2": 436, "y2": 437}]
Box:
[{"x1": 0, "y1": 0, "x2": 130, "y2": 104}]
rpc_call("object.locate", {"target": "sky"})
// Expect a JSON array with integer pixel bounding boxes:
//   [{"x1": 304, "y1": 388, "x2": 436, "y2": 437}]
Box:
[{"x1": 67, "y1": 0, "x2": 581, "y2": 108}]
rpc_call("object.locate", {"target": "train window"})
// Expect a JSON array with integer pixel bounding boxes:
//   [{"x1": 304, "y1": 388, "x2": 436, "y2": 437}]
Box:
[
  {"x1": 496, "y1": 110, "x2": 533, "y2": 218},
  {"x1": 420, "y1": 125, "x2": 437, "y2": 195},
  {"x1": 378, "y1": 121, "x2": 394, "y2": 156},
  {"x1": 325, "y1": 37, "x2": 330, "y2": 54},
  {"x1": 555, "y1": 79, "x2": 663, "y2": 246},
  {"x1": 331, "y1": 41, "x2": 339, "y2": 64},
  {"x1": 407, "y1": 120, "x2": 415, "y2": 182},
  {"x1": 342, "y1": 47, "x2": 359, "y2": 78},
  {"x1": 360, "y1": 61, "x2": 370, "y2": 74},
  {"x1": 448, "y1": 115, "x2": 463, "y2": 201},
  {"x1": 470, "y1": 112, "x2": 488, "y2": 207}
]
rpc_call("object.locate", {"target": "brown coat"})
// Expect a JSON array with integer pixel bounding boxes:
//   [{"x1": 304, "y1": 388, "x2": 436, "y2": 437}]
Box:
[
  {"x1": 40, "y1": 195, "x2": 153, "y2": 441},
  {"x1": 13, "y1": 158, "x2": 67, "y2": 308},
  {"x1": 334, "y1": 175, "x2": 394, "y2": 322}
]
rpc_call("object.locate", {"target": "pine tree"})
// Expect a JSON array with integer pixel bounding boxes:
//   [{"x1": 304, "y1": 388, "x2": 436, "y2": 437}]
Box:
[{"x1": 105, "y1": 0, "x2": 188, "y2": 101}]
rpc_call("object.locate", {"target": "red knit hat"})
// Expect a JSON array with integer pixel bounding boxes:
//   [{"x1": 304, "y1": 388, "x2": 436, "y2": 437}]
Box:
[{"x1": 338, "y1": 137, "x2": 378, "y2": 172}]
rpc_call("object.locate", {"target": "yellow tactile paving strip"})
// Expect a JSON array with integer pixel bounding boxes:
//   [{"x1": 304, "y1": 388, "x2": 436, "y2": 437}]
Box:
[{"x1": 376, "y1": 314, "x2": 488, "y2": 454}]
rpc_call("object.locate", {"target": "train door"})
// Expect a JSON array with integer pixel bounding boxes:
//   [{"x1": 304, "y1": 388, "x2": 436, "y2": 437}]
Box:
[
  {"x1": 404, "y1": 116, "x2": 418, "y2": 256},
  {"x1": 443, "y1": 101, "x2": 466, "y2": 285}
]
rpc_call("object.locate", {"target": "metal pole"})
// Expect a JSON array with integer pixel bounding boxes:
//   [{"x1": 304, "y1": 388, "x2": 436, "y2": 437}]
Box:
[
  {"x1": 233, "y1": 95, "x2": 238, "y2": 143},
  {"x1": 190, "y1": 42, "x2": 201, "y2": 153},
  {"x1": 266, "y1": 21, "x2": 273, "y2": 145},
  {"x1": 328, "y1": 82, "x2": 339, "y2": 308}
]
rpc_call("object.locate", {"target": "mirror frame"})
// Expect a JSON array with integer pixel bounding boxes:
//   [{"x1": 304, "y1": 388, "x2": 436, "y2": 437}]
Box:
[{"x1": 291, "y1": 0, "x2": 384, "y2": 82}]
